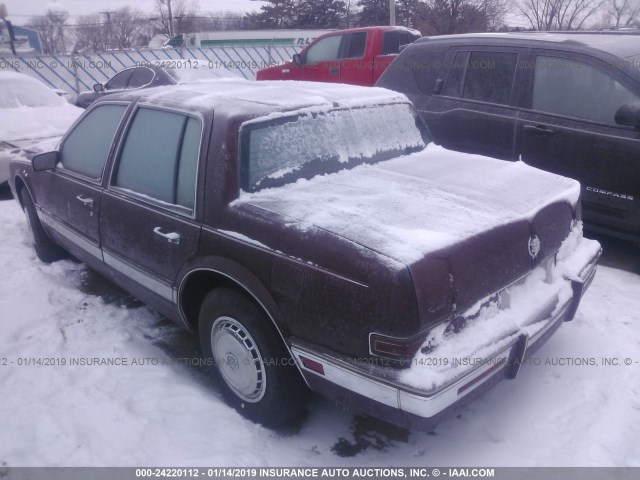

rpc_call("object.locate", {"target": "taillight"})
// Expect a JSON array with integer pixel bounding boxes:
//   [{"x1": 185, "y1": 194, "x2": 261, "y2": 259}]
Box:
[{"x1": 369, "y1": 332, "x2": 427, "y2": 364}]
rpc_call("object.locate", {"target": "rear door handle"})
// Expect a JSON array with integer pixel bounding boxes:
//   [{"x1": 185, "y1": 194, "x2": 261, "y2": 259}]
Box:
[
  {"x1": 76, "y1": 195, "x2": 94, "y2": 208},
  {"x1": 153, "y1": 227, "x2": 181, "y2": 245},
  {"x1": 523, "y1": 125, "x2": 555, "y2": 136}
]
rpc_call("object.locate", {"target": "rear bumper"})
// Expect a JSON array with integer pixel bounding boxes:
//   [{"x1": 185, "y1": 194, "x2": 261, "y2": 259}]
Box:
[{"x1": 291, "y1": 231, "x2": 601, "y2": 429}]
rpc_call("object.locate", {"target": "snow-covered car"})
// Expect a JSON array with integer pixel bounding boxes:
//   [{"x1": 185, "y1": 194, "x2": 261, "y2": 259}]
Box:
[
  {"x1": 75, "y1": 59, "x2": 240, "y2": 108},
  {"x1": 0, "y1": 71, "x2": 83, "y2": 186},
  {"x1": 8, "y1": 80, "x2": 601, "y2": 430}
]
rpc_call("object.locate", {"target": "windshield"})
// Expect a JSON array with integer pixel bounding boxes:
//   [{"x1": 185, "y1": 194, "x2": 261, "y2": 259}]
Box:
[
  {"x1": 0, "y1": 75, "x2": 65, "y2": 109},
  {"x1": 240, "y1": 102, "x2": 431, "y2": 191}
]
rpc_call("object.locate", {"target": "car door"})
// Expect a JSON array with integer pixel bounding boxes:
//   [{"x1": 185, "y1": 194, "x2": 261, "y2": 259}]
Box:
[
  {"x1": 423, "y1": 48, "x2": 523, "y2": 160},
  {"x1": 515, "y1": 51, "x2": 640, "y2": 238},
  {"x1": 296, "y1": 33, "x2": 346, "y2": 83},
  {"x1": 100, "y1": 105, "x2": 204, "y2": 308},
  {"x1": 35, "y1": 103, "x2": 129, "y2": 267},
  {"x1": 339, "y1": 31, "x2": 370, "y2": 85}
]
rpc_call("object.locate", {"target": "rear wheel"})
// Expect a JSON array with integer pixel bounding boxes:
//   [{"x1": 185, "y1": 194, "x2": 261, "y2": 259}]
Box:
[
  {"x1": 198, "y1": 288, "x2": 309, "y2": 428},
  {"x1": 20, "y1": 189, "x2": 66, "y2": 263}
]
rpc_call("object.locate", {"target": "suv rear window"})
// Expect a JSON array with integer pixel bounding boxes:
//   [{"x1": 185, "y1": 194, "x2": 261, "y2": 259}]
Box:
[{"x1": 240, "y1": 103, "x2": 430, "y2": 191}]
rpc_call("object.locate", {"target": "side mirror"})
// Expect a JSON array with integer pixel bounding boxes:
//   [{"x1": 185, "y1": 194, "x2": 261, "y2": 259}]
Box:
[
  {"x1": 32, "y1": 151, "x2": 59, "y2": 171},
  {"x1": 615, "y1": 101, "x2": 640, "y2": 128},
  {"x1": 292, "y1": 53, "x2": 303, "y2": 67},
  {"x1": 93, "y1": 83, "x2": 104, "y2": 93}
]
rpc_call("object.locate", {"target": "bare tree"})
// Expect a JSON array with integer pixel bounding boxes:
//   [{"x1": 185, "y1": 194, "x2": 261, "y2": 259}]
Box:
[
  {"x1": 28, "y1": 8, "x2": 68, "y2": 54},
  {"x1": 344, "y1": 0, "x2": 358, "y2": 27},
  {"x1": 557, "y1": 0, "x2": 604, "y2": 29},
  {"x1": 603, "y1": 0, "x2": 640, "y2": 27},
  {"x1": 519, "y1": 0, "x2": 604, "y2": 30},
  {"x1": 155, "y1": 0, "x2": 200, "y2": 35},
  {"x1": 74, "y1": 14, "x2": 109, "y2": 53},
  {"x1": 415, "y1": 0, "x2": 510, "y2": 34},
  {"x1": 110, "y1": 7, "x2": 146, "y2": 50},
  {"x1": 482, "y1": 0, "x2": 512, "y2": 30}
]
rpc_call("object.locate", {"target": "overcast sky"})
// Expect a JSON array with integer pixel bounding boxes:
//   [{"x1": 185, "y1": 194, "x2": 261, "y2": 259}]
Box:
[{"x1": 3, "y1": 0, "x2": 265, "y2": 22}]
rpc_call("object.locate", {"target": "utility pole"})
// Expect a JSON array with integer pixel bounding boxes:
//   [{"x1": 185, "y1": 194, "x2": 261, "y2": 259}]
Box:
[
  {"x1": 0, "y1": 3, "x2": 17, "y2": 55},
  {"x1": 100, "y1": 10, "x2": 116, "y2": 50},
  {"x1": 389, "y1": 0, "x2": 395, "y2": 26}
]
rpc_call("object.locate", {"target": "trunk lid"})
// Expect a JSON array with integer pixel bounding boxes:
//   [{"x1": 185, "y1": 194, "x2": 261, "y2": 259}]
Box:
[{"x1": 238, "y1": 144, "x2": 580, "y2": 325}]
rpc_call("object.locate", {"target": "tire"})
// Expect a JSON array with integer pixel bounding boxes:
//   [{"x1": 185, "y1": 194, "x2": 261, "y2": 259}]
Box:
[
  {"x1": 198, "y1": 288, "x2": 309, "y2": 428},
  {"x1": 20, "y1": 189, "x2": 66, "y2": 263}
]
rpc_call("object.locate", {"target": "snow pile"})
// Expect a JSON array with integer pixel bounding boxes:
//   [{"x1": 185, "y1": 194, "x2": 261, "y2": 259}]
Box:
[{"x1": 0, "y1": 73, "x2": 82, "y2": 144}]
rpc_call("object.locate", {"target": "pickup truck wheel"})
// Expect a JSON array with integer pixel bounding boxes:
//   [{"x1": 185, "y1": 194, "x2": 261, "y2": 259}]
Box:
[
  {"x1": 198, "y1": 288, "x2": 308, "y2": 428},
  {"x1": 20, "y1": 189, "x2": 66, "y2": 263}
]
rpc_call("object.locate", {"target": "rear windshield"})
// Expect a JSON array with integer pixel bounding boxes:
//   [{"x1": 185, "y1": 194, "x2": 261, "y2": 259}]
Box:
[{"x1": 240, "y1": 103, "x2": 431, "y2": 191}]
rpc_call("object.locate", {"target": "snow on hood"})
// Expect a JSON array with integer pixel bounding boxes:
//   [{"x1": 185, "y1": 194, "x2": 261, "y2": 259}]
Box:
[
  {"x1": 236, "y1": 144, "x2": 581, "y2": 264},
  {"x1": 1, "y1": 103, "x2": 82, "y2": 143}
]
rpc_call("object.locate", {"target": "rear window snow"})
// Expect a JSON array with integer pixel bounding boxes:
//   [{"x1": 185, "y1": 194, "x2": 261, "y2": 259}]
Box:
[{"x1": 240, "y1": 103, "x2": 430, "y2": 191}]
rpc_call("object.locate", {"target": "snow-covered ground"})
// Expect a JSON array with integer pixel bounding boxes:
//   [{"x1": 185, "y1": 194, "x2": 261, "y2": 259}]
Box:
[{"x1": 0, "y1": 195, "x2": 639, "y2": 467}]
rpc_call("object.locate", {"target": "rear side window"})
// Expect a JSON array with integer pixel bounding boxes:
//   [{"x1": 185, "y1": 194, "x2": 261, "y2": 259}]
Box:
[
  {"x1": 106, "y1": 69, "x2": 134, "y2": 90},
  {"x1": 532, "y1": 56, "x2": 639, "y2": 125},
  {"x1": 128, "y1": 68, "x2": 154, "y2": 88},
  {"x1": 60, "y1": 104, "x2": 127, "y2": 179},
  {"x1": 345, "y1": 32, "x2": 367, "y2": 58},
  {"x1": 382, "y1": 31, "x2": 399, "y2": 55},
  {"x1": 442, "y1": 51, "x2": 518, "y2": 105},
  {"x1": 413, "y1": 51, "x2": 446, "y2": 95},
  {"x1": 113, "y1": 108, "x2": 201, "y2": 211}
]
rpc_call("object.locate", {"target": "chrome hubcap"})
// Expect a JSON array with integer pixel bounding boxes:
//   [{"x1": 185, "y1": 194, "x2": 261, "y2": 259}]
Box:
[{"x1": 211, "y1": 316, "x2": 266, "y2": 403}]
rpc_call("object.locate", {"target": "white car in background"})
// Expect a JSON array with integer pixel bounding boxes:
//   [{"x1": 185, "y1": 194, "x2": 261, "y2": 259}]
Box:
[{"x1": 0, "y1": 71, "x2": 83, "y2": 186}]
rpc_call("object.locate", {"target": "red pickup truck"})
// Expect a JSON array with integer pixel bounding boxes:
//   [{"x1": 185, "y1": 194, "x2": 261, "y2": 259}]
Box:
[{"x1": 256, "y1": 26, "x2": 421, "y2": 86}]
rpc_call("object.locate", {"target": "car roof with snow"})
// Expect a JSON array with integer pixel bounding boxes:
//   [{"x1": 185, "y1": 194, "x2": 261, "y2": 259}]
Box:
[
  {"x1": 101, "y1": 80, "x2": 410, "y2": 119},
  {"x1": 416, "y1": 31, "x2": 640, "y2": 60}
]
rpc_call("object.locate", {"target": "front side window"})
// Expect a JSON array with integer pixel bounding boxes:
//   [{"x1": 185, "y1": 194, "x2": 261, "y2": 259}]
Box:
[
  {"x1": 532, "y1": 56, "x2": 639, "y2": 125},
  {"x1": 462, "y1": 51, "x2": 518, "y2": 104},
  {"x1": 241, "y1": 103, "x2": 431, "y2": 191},
  {"x1": 306, "y1": 35, "x2": 343, "y2": 64},
  {"x1": 442, "y1": 51, "x2": 517, "y2": 105},
  {"x1": 113, "y1": 108, "x2": 200, "y2": 211},
  {"x1": 60, "y1": 104, "x2": 127, "y2": 179}
]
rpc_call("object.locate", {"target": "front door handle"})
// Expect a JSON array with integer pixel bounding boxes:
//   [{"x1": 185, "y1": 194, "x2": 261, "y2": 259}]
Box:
[
  {"x1": 76, "y1": 195, "x2": 94, "y2": 208},
  {"x1": 523, "y1": 125, "x2": 555, "y2": 136},
  {"x1": 153, "y1": 227, "x2": 181, "y2": 245},
  {"x1": 329, "y1": 66, "x2": 339, "y2": 75}
]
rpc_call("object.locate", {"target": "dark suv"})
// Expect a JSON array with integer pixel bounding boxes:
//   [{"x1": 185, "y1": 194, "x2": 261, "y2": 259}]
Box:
[
  {"x1": 377, "y1": 32, "x2": 640, "y2": 243},
  {"x1": 8, "y1": 80, "x2": 600, "y2": 430}
]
